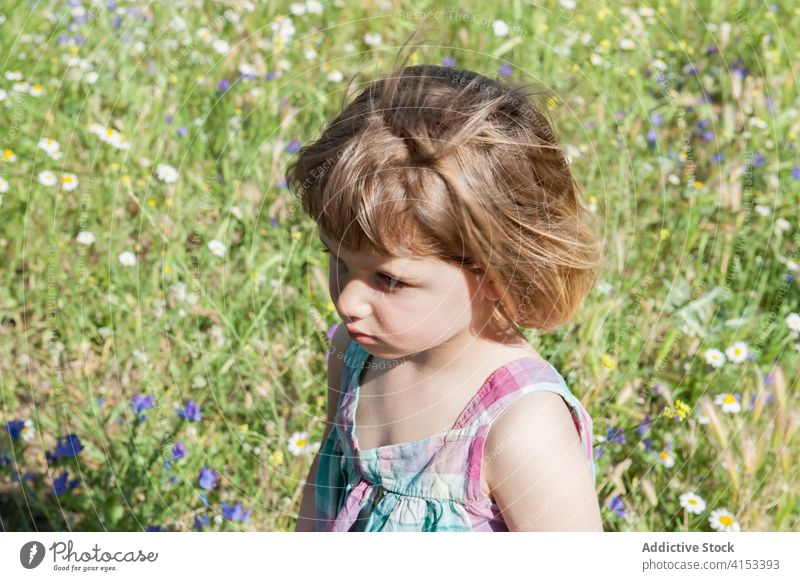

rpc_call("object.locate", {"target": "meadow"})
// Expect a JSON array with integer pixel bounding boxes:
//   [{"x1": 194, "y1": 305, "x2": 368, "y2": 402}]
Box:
[{"x1": 1, "y1": 0, "x2": 798, "y2": 532}]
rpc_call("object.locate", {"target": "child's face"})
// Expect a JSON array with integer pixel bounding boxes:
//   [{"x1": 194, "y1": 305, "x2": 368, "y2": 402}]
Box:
[{"x1": 320, "y1": 232, "x2": 501, "y2": 359}]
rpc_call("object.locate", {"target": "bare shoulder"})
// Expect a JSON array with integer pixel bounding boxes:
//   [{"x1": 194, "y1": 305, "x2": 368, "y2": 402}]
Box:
[{"x1": 484, "y1": 391, "x2": 603, "y2": 531}]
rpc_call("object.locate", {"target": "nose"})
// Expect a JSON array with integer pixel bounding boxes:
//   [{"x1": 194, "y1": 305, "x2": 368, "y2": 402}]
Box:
[{"x1": 331, "y1": 272, "x2": 374, "y2": 320}]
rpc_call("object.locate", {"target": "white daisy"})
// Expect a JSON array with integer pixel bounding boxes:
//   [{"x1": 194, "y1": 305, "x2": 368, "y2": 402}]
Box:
[
  {"x1": 0, "y1": 89, "x2": 7, "y2": 102},
  {"x1": 492, "y1": 19, "x2": 510, "y2": 37},
  {"x1": 0, "y1": 177, "x2": 8, "y2": 193},
  {"x1": 20, "y1": 419, "x2": 35, "y2": 441},
  {"x1": 754, "y1": 204, "x2": 771, "y2": 217},
  {"x1": 118, "y1": 251, "x2": 137, "y2": 267},
  {"x1": 38, "y1": 170, "x2": 57, "y2": 186},
  {"x1": 658, "y1": 450, "x2": 675, "y2": 468},
  {"x1": 775, "y1": 218, "x2": 791, "y2": 232},
  {"x1": 725, "y1": 341, "x2": 749, "y2": 363},
  {"x1": 29, "y1": 83, "x2": 44, "y2": 96},
  {"x1": 704, "y1": 348, "x2": 726, "y2": 368},
  {"x1": 620, "y1": 38, "x2": 636, "y2": 50},
  {"x1": 207, "y1": 240, "x2": 227, "y2": 258},
  {"x1": 559, "y1": 0, "x2": 577, "y2": 8},
  {"x1": 61, "y1": 173, "x2": 79, "y2": 191},
  {"x1": 212, "y1": 38, "x2": 230, "y2": 54},
  {"x1": 76, "y1": 231, "x2": 96, "y2": 245},
  {"x1": 289, "y1": 2, "x2": 306, "y2": 15},
  {"x1": 2, "y1": 148, "x2": 17, "y2": 162},
  {"x1": 679, "y1": 492, "x2": 706, "y2": 514},
  {"x1": 363, "y1": 32, "x2": 382, "y2": 46},
  {"x1": 156, "y1": 163, "x2": 179, "y2": 183},
  {"x1": 327, "y1": 69, "x2": 343, "y2": 83},
  {"x1": 695, "y1": 409, "x2": 710, "y2": 424},
  {"x1": 84, "y1": 71, "x2": 99, "y2": 84},
  {"x1": 787, "y1": 259, "x2": 798, "y2": 272},
  {"x1": 709, "y1": 508, "x2": 741, "y2": 532},
  {"x1": 787, "y1": 313, "x2": 800, "y2": 333},
  {"x1": 5, "y1": 70, "x2": 23, "y2": 81},
  {"x1": 38, "y1": 137, "x2": 61, "y2": 158},
  {"x1": 714, "y1": 392, "x2": 741, "y2": 414},
  {"x1": 287, "y1": 431, "x2": 312, "y2": 456},
  {"x1": 306, "y1": 0, "x2": 323, "y2": 14}
]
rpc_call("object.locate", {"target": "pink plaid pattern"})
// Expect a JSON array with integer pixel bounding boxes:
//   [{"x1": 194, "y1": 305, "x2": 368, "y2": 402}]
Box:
[{"x1": 314, "y1": 339, "x2": 596, "y2": 531}]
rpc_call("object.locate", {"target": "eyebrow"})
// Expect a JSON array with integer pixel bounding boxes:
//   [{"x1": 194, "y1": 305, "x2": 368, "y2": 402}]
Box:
[{"x1": 318, "y1": 235, "x2": 417, "y2": 281}]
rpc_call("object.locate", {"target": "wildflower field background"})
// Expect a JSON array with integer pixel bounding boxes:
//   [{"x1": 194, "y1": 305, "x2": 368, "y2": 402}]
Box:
[{"x1": 1, "y1": 0, "x2": 799, "y2": 533}]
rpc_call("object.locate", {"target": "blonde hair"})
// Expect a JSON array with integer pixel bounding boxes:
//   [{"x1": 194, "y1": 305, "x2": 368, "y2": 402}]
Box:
[{"x1": 286, "y1": 37, "x2": 603, "y2": 333}]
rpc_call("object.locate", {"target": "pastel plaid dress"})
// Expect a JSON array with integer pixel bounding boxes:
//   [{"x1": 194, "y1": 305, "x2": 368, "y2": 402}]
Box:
[{"x1": 314, "y1": 339, "x2": 596, "y2": 532}]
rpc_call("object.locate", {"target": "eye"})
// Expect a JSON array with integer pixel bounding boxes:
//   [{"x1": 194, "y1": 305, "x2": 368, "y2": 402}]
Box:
[{"x1": 377, "y1": 273, "x2": 405, "y2": 292}]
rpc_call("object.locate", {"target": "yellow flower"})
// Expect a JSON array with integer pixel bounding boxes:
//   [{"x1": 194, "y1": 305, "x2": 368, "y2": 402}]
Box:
[
  {"x1": 325, "y1": 302, "x2": 335, "y2": 314},
  {"x1": 291, "y1": 230, "x2": 302, "y2": 241},
  {"x1": 121, "y1": 175, "x2": 131, "y2": 186},
  {"x1": 239, "y1": 423, "x2": 249, "y2": 433},
  {"x1": 627, "y1": 68, "x2": 637, "y2": 77},
  {"x1": 600, "y1": 353, "x2": 617, "y2": 370},
  {"x1": 270, "y1": 450, "x2": 284, "y2": 466},
  {"x1": 599, "y1": 39, "x2": 611, "y2": 51},
  {"x1": 147, "y1": 198, "x2": 157, "y2": 207},
  {"x1": 660, "y1": 228, "x2": 670, "y2": 240},
  {"x1": 168, "y1": 73, "x2": 178, "y2": 84},
  {"x1": 2, "y1": 148, "x2": 16, "y2": 161},
  {"x1": 165, "y1": 265, "x2": 172, "y2": 274},
  {"x1": 675, "y1": 400, "x2": 690, "y2": 420},
  {"x1": 694, "y1": 180, "x2": 703, "y2": 189}
]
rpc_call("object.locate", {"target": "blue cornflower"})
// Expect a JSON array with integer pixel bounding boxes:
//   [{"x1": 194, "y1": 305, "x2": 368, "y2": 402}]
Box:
[
  {"x1": 265, "y1": 71, "x2": 277, "y2": 81},
  {"x1": 711, "y1": 153, "x2": 725, "y2": 164},
  {"x1": 752, "y1": 153, "x2": 766, "y2": 167},
  {"x1": 198, "y1": 466, "x2": 219, "y2": 490},
  {"x1": 595, "y1": 447, "x2": 604, "y2": 459},
  {"x1": 221, "y1": 502, "x2": 252, "y2": 523},
  {"x1": 176, "y1": 126, "x2": 188, "y2": 138},
  {"x1": 499, "y1": 63, "x2": 513, "y2": 76},
  {"x1": 217, "y1": 78, "x2": 231, "y2": 93},
  {"x1": 609, "y1": 495, "x2": 626, "y2": 519},
  {"x1": 47, "y1": 434, "x2": 84, "y2": 462},
  {"x1": 791, "y1": 166, "x2": 800, "y2": 180},
  {"x1": 193, "y1": 514, "x2": 210, "y2": 529},
  {"x1": 642, "y1": 437, "x2": 653, "y2": 452},
  {"x1": 52, "y1": 470, "x2": 79, "y2": 495},
  {"x1": 6, "y1": 419, "x2": 25, "y2": 440},
  {"x1": 177, "y1": 400, "x2": 201, "y2": 422},
  {"x1": 646, "y1": 129, "x2": 657, "y2": 148},
  {"x1": 652, "y1": 113, "x2": 663, "y2": 127}
]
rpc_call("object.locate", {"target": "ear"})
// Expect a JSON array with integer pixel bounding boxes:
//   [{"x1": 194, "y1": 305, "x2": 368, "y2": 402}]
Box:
[{"x1": 478, "y1": 273, "x2": 503, "y2": 303}]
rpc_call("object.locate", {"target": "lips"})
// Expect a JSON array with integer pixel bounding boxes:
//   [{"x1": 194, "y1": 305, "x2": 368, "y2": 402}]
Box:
[{"x1": 346, "y1": 326, "x2": 372, "y2": 338}]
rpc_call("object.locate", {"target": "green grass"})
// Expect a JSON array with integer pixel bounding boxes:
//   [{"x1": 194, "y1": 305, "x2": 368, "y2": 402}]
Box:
[{"x1": 1, "y1": 0, "x2": 798, "y2": 531}]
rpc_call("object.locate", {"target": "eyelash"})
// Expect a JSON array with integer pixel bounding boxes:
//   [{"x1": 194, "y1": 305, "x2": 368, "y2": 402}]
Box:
[{"x1": 321, "y1": 247, "x2": 406, "y2": 292}]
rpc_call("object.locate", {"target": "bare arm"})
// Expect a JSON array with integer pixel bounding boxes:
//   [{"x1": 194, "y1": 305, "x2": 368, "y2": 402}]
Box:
[
  {"x1": 485, "y1": 391, "x2": 603, "y2": 531},
  {"x1": 294, "y1": 323, "x2": 350, "y2": 532}
]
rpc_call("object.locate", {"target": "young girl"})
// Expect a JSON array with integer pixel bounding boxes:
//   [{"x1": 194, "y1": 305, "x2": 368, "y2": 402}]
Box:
[{"x1": 289, "y1": 44, "x2": 604, "y2": 532}]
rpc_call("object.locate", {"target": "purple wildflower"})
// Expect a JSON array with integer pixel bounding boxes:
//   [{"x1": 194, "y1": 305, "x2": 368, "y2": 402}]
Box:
[
  {"x1": 171, "y1": 441, "x2": 187, "y2": 461},
  {"x1": 177, "y1": 400, "x2": 201, "y2": 422},
  {"x1": 711, "y1": 153, "x2": 725, "y2": 164},
  {"x1": 6, "y1": 419, "x2": 25, "y2": 440},
  {"x1": 441, "y1": 56, "x2": 455, "y2": 66},
  {"x1": 265, "y1": 71, "x2": 277, "y2": 81},
  {"x1": 652, "y1": 113, "x2": 663, "y2": 127},
  {"x1": 176, "y1": 126, "x2": 188, "y2": 138},
  {"x1": 609, "y1": 495, "x2": 625, "y2": 518},
  {"x1": 145, "y1": 525, "x2": 162, "y2": 531},
  {"x1": 132, "y1": 394, "x2": 155, "y2": 414},
  {"x1": 165, "y1": 114, "x2": 174, "y2": 124},
  {"x1": 52, "y1": 470, "x2": 80, "y2": 495},
  {"x1": 217, "y1": 79, "x2": 231, "y2": 93},
  {"x1": 198, "y1": 466, "x2": 219, "y2": 490},
  {"x1": 47, "y1": 434, "x2": 84, "y2": 461},
  {"x1": 221, "y1": 502, "x2": 252, "y2": 523},
  {"x1": 193, "y1": 514, "x2": 210, "y2": 529},
  {"x1": 499, "y1": 63, "x2": 513, "y2": 76},
  {"x1": 636, "y1": 415, "x2": 652, "y2": 436},
  {"x1": 791, "y1": 166, "x2": 800, "y2": 180},
  {"x1": 607, "y1": 426, "x2": 626, "y2": 444},
  {"x1": 286, "y1": 139, "x2": 301, "y2": 154},
  {"x1": 646, "y1": 129, "x2": 657, "y2": 147},
  {"x1": 752, "y1": 153, "x2": 766, "y2": 167}
]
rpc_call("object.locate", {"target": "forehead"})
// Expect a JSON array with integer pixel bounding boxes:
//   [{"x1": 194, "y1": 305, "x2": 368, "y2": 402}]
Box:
[{"x1": 318, "y1": 231, "x2": 441, "y2": 276}]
